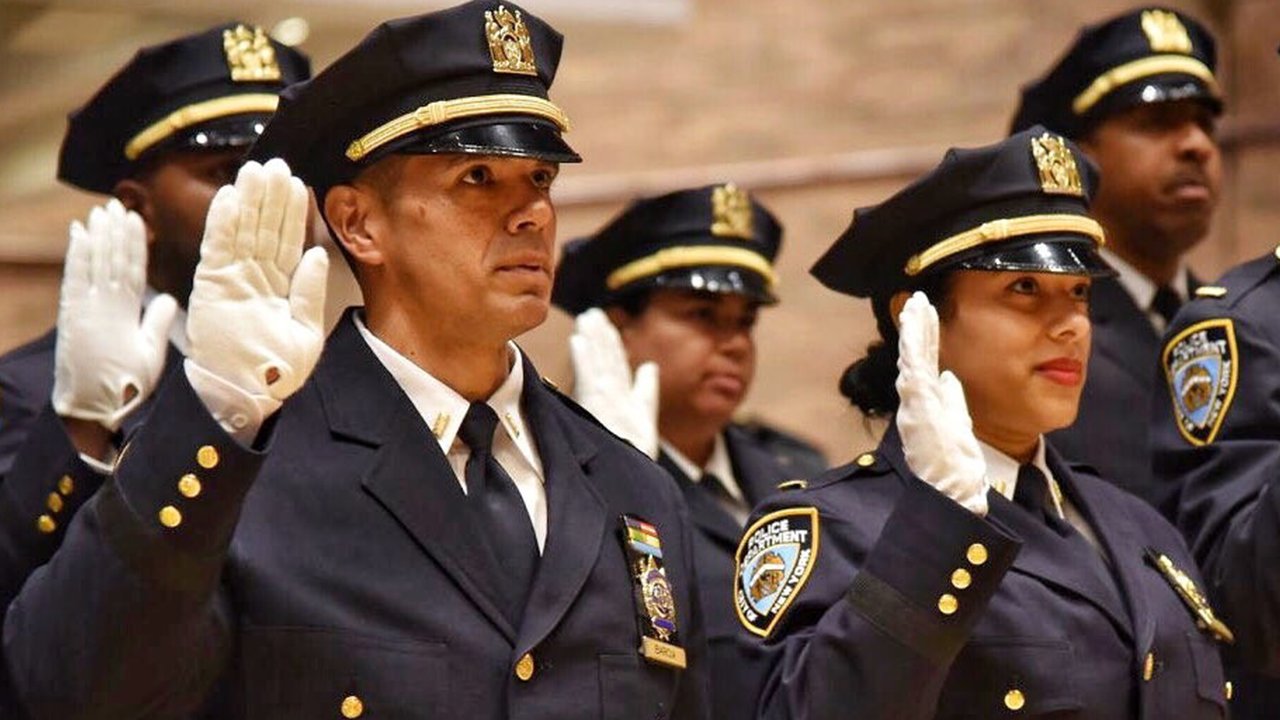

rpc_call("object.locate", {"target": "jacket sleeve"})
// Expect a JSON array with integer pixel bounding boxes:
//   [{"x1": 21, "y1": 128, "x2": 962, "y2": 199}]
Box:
[
  {"x1": 751, "y1": 480, "x2": 1019, "y2": 720},
  {"x1": 0, "y1": 404, "x2": 108, "y2": 609},
  {"x1": 3, "y1": 371, "x2": 266, "y2": 719},
  {"x1": 1153, "y1": 308, "x2": 1280, "y2": 673}
]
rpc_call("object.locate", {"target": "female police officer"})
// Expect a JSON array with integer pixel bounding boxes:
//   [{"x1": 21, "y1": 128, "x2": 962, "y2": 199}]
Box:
[{"x1": 733, "y1": 127, "x2": 1231, "y2": 719}]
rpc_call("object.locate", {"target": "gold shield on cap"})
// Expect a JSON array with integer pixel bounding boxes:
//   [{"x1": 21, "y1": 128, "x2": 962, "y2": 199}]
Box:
[
  {"x1": 711, "y1": 184, "x2": 755, "y2": 240},
  {"x1": 485, "y1": 6, "x2": 537, "y2": 76},
  {"x1": 1031, "y1": 133, "x2": 1084, "y2": 197},
  {"x1": 223, "y1": 25, "x2": 282, "y2": 82},
  {"x1": 1141, "y1": 9, "x2": 1193, "y2": 54}
]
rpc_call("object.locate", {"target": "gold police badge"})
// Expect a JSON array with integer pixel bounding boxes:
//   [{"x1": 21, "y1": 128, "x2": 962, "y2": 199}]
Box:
[
  {"x1": 1162, "y1": 318, "x2": 1238, "y2": 446},
  {"x1": 1141, "y1": 9, "x2": 1193, "y2": 54},
  {"x1": 1031, "y1": 133, "x2": 1084, "y2": 197},
  {"x1": 735, "y1": 507, "x2": 819, "y2": 638},
  {"x1": 485, "y1": 5, "x2": 537, "y2": 76},
  {"x1": 619, "y1": 515, "x2": 686, "y2": 669},
  {"x1": 222, "y1": 25, "x2": 281, "y2": 82},
  {"x1": 711, "y1": 184, "x2": 755, "y2": 240}
]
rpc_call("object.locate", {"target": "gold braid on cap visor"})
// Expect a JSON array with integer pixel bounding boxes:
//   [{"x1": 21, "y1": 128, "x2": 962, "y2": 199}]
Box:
[
  {"x1": 345, "y1": 94, "x2": 571, "y2": 161},
  {"x1": 1072, "y1": 54, "x2": 1218, "y2": 116},
  {"x1": 124, "y1": 93, "x2": 280, "y2": 160},
  {"x1": 904, "y1": 214, "x2": 1106, "y2": 277},
  {"x1": 606, "y1": 246, "x2": 778, "y2": 291}
]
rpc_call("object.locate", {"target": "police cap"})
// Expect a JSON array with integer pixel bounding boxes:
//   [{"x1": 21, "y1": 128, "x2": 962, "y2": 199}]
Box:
[
  {"x1": 553, "y1": 184, "x2": 782, "y2": 315},
  {"x1": 58, "y1": 23, "x2": 311, "y2": 194},
  {"x1": 1010, "y1": 7, "x2": 1221, "y2": 138},
  {"x1": 811, "y1": 126, "x2": 1113, "y2": 302},
  {"x1": 249, "y1": 0, "x2": 580, "y2": 201}
]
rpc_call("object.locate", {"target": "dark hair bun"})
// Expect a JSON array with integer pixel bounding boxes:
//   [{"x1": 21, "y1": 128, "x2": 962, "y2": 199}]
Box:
[{"x1": 838, "y1": 341, "x2": 899, "y2": 417}]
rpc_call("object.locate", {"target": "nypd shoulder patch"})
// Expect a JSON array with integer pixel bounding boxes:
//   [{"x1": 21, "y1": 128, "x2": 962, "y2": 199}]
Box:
[
  {"x1": 1163, "y1": 318, "x2": 1239, "y2": 446},
  {"x1": 735, "y1": 507, "x2": 819, "y2": 638}
]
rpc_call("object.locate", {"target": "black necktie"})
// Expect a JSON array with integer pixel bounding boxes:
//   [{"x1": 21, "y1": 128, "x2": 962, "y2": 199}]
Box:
[
  {"x1": 700, "y1": 472, "x2": 749, "y2": 525},
  {"x1": 1151, "y1": 285, "x2": 1182, "y2": 325},
  {"x1": 457, "y1": 402, "x2": 539, "y2": 622},
  {"x1": 1013, "y1": 464, "x2": 1073, "y2": 537}
]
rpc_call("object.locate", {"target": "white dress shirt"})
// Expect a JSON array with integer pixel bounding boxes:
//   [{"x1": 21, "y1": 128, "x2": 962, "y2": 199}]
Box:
[
  {"x1": 661, "y1": 434, "x2": 749, "y2": 525},
  {"x1": 355, "y1": 315, "x2": 548, "y2": 552},
  {"x1": 979, "y1": 437, "x2": 1102, "y2": 552},
  {"x1": 1099, "y1": 248, "x2": 1189, "y2": 334}
]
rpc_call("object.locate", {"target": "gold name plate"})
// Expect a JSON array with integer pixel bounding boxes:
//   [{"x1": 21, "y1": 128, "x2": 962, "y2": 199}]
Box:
[{"x1": 640, "y1": 636, "x2": 687, "y2": 669}]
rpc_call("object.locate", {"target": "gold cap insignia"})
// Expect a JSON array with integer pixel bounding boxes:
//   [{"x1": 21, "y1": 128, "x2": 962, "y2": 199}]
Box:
[
  {"x1": 1141, "y1": 9, "x2": 1193, "y2": 54},
  {"x1": 222, "y1": 25, "x2": 281, "y2": 82},
  {"x1": 711, "y1": 184, "x2": 755, "y2": 240},
  {"x1": 1031, "y1": 133, "x2": 1085, "y2": 197},
  {"x1": 485, "y1": 6, "x2": 537, "y2": 76}
]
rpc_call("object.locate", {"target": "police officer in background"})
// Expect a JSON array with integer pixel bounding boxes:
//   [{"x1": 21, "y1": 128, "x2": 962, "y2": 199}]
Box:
[
  {"x1": 5, "y1": 3, "x2": 709, "y2": 718},
  {"x1": 553, "y1": 184, "x2": 826, "y2": 717},
  {"x1": 1010, "y1": 7, "x2": 1223, "y2": 507},
  {"x1": 1151, "y1": 51, "x2": 1280, "y2": 718},
  {"x1": 0, "y1": 24, "x2": 308, "y2": 717},
  {"x1": 737, "y1": 128, "x2": 1232, "y2": 719}
]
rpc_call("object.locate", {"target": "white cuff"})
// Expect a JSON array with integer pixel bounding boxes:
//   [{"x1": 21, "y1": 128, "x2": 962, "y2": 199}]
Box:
[{"x1": 184, "y1": 359, "x2": 280, "y2": 445}]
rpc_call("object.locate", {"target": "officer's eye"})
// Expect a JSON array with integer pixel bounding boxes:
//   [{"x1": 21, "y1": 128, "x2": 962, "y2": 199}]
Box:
[
  {"x1": 461, "y1": 165, "x2": 493, "y2": 185},
  {"x1": 1008, "y1": 277, "x2": 1039, "y2": 295},
  {"x1": 738, "y1": 310, "x2": 759, "y2": 331},
  {"x1": 1071, "y1": 281, "x2": 1091, "y2": 302},
  {"x1": 530, "y1": 166, "x2": 559, "y2": 189}
]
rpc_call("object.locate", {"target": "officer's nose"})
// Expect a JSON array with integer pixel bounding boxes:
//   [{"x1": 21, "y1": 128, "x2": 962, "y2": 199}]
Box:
[
  {"x1": 1176, "y1": 119, "x2": 1218, "y2": 165},
  {"x1": 507, "y1": 191, "x2": 555, "y2": 236}
]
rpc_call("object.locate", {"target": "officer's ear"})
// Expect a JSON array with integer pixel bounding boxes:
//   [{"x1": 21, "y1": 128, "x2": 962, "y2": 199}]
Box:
[
  {"x1": 324, "y1": 184, "x2": 385, "y2": 268},
  {"x1": 112, "y1": 179, "x2": 157, "y2": 245},
  {"x1": 888, "y1": 291, "x2": 912, "y2": 332}
]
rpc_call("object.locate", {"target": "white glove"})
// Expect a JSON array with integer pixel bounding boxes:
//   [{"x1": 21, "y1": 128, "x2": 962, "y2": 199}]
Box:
[
  {"x1": 186, "y1": 158, "x2": 329, "y2": 425},
  {"x1": 894, "y1": 291, "x2": 989, "y2": 515},
  {"x1": 52, "y1": 199, "x2": 178, "y2": 431},
  {"x1": 570, "y1": 308, "x2": 660, "y2": 459}
]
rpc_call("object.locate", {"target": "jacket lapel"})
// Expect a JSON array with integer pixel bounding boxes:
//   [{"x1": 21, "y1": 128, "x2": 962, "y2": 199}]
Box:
[
  {"x1": 316, "y1": 312, "x2": 516, "y2": 642},
  {"x1": 725, "y1": 426, "x2": 789, "y2": 507},
  {"x1": 880, "y1": 427, "x2": 1132, "y2": 640},
  {"x1": 515, "y1": 357, "x2": 608, "y2": 656},
  {"x1": 1089, "y1": 277, "x2": 1160, "y2": 385},
  {"x1": 659, "y1": 451, "x2": 742, "y2": 549},
  {"x1": 1051, "y1": 451, "x2": 1156, "y2": 653}
]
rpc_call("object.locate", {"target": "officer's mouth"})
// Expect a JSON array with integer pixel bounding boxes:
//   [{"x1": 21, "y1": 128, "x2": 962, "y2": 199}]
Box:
[
  {"x1": 495, "y1": 254, "x2": 551, "y2": 278},
  {"x1": 1034, "y1": 357, "x2": 1083, "y2": 387},
  {"x1": 1166, "y1": 173, "x2": 1213, "y2": 204}
]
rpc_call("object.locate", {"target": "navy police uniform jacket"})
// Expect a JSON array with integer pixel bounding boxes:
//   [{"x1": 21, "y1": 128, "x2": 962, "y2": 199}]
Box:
[
  {"x1": 1049, "y1": 276, "x2": 1171, "y2": 507},
  {"x1": 1152, "y1": 251, "x2": 1280, "y2": 716},
  {"x1": 736, "y1": 426, "x2": 1229, "y2": 719},
  {"x1": 4, "y1": 314, "x2": 710, "y2": 720},
  {"x1": 657, "y1": 425, "x2": 822, "y2": 719}
]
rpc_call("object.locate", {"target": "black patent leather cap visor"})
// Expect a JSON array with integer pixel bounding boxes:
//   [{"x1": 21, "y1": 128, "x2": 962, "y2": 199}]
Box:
[
  {"x1": 1086, "y1": 75, "x2": 1222, "y2": 127},
  {"x1": 398, "y1": 118, "x2": 581, "y2": 163},
  {"x1": 145, "y1": 113, "x2": 273, "y2": 160},
  {"x1": 623, "y1": 266, "x2": 778, "y2": 305},
  {"x1": 949, "y1": 236, "x2": 1115, "y2": 278}
]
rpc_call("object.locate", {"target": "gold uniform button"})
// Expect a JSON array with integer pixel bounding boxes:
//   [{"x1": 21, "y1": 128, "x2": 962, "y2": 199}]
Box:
[
  {"x1": 856, "y1": 453, "x2": 876, "y2": 468},
  {"x1": 178, "y1": 473, "x2": 202, "y2": 498},
  {"x1": 158, "y1": 505, "x2": 183, "y2": 528},
  {"x1": 515, "y1": 652, "x2": 535, "y2": 681},
  {"x1": 1142, "y1": 652, "x2": 1155, "y2": 681},
  {"x1": 196, "y1": 445, "x2": 220, "y2": 469},
  {"x1": 1004, "y1": 688, "x2": 1026, "y2": 711},
  {"x1": 1225, "y1": 681, "x2": 1233, "y2": 701},
  {"x1": 58, "y1": 475, "x2": 74, "y2": 496},
  {"x1": 340, "y1": 694, "x2": 364, "y2": 718},
  {"x1": 966, "y1": 543, "x2": 988, "y2": 566},
  {"x1": 937, "y1": 593, "x2": 959, "y2": 615},
  {"x1": 46, "y1": 492, "x2": 64, "y2": 514},
  {"x1": 36, "y1": 515, "x2": 56, "y2": 534},
  {"x1": 950, "y1": 568, "x2": 972, "y2": 590}
]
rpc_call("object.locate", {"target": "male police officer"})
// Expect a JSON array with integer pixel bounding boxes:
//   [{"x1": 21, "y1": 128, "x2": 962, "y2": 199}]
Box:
[
  {"x1": 554, "y1": 184, "x2": 826, "y2": 717},
  {"x1": 0, "y1": 23, "x2": 310, "y2": 602},
  {"x1": 1010, "y1": 7, "x2": 1223, "y2": 506},
  {"x1": 4, "y1": 4, "x2": 709, "y2": 718}
]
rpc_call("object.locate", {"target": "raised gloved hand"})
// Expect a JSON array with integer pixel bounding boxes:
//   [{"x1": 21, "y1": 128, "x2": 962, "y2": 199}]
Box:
[
  {"x1": 186, "y1": 158, "x2": 328, "y2": 424},
  {"x1": 52, "y1": 199, "x2": 178, "y2": 431},
  {"x1": 570, "y1": 308, "x2": 660, "y2": 459},
  {"x1": 895, "y1": 291, "x2": 989, "y2": 515}
]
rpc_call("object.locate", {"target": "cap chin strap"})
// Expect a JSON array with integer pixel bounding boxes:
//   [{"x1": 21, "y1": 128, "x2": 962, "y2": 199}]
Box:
[
  {"x1": 345, "y1": 94, "x2": 570, "y2": 161},
  {"x1": 904, "y1": 214, "x2": 1105, "y2": 277},
  {"x1": 1072, "y1": 55, "x2": 1218, "y2": 116}
]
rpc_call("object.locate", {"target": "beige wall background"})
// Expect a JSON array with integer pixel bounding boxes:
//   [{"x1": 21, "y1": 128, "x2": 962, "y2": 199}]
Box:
[{"x1": 1, "y1": 0, "x2": 1277, "y2": 466}]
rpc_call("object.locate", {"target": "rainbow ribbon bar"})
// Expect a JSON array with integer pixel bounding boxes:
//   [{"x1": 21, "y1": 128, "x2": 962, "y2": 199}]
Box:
[{"x1": 625, "y1": 516, "x2": 663, "y2": 558}]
